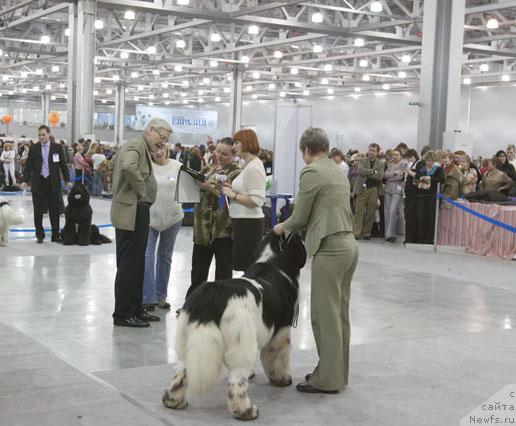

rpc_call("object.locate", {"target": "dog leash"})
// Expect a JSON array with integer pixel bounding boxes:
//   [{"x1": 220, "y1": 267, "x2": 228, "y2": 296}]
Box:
[{"x1": 292, "y1": 303, "x2": 299, "y2": 328}]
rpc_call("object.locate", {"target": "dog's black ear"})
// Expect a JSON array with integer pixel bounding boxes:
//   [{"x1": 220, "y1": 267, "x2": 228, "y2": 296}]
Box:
[{"x1": 285, "y1": 233, "x2": 307, "y2": 269}]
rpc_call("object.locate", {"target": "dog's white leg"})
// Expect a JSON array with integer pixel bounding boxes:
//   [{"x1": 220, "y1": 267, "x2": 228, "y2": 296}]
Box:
[
  {"x1": 260, "y1": 327, "x2": 292, "y2": 387},
  {"x1": 162, "y1": 362, "x2": 188, "y2": 410},
  {"x1": 227, "y1": 372, "x2": 258, "y2": 421}
]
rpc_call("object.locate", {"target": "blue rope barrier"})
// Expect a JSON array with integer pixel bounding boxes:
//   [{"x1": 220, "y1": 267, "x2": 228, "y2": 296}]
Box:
[{"x1": 437, "y1": 193, "x2": 516, "y2": 233}]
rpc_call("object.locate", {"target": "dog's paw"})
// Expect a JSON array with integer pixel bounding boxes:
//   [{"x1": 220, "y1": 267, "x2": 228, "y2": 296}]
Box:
[
  {"x1": 269, "y1": 376, "x2": 292, "y2": 388},
  {"x1": 233, "y1": 404, "x2": 259, "y2": 421},
  {"x1": 162, "y1": 391, "x2": 188, "y2": 410}
]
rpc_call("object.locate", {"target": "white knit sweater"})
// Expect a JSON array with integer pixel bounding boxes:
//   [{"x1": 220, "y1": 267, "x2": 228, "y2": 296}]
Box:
[
  {"x1": 228, "y1": 156, "x2": 266, "y2": 219},
  {"x1": 150, "y1": 159, "x2": 184, "y2": 231}
]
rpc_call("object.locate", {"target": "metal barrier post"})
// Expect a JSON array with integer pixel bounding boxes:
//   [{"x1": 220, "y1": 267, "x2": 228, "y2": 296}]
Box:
[{"x1": 433, "y1": 183, "x2": 441, "y2": 253}]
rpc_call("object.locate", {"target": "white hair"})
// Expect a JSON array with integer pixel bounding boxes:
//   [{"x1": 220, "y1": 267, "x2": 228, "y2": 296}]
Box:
[{"x1": 144, "y1": 118, "x2": 173, "y2": 133}]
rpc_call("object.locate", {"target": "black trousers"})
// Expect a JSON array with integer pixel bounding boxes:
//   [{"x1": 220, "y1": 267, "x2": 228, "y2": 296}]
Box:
[
  {"x1": 113, "y1": 203, "x2": 150, "y2": 320},
  {"x1": 32, "y1": 177, "x2": 62, "y2": 239},
  {"x1": 187, "y1": 238, "x2": 233, "y2": 298},
  {"x1": 404, "y1": 196, "x2": 418, "y2": 243},
  {"x1": 416, "y1": 195, "x2": 437, "y2": 244},
  {"x1": 232, "y1": 218, "x2": 264, "y2": 271}
]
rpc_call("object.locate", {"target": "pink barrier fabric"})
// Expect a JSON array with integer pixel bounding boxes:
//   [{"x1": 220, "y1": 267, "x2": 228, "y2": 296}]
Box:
[{"x1": 437, "y1": 199, "x2": 516, "y2": 260}]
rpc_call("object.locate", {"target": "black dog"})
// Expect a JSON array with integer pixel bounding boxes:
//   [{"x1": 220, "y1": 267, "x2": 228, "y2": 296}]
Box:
[
  {"x1": 163, "y1": 232, "x2": 306, "y2": 420},
  {"x1": 60, "y1": 183, "x2": 111, "y2": 246}
]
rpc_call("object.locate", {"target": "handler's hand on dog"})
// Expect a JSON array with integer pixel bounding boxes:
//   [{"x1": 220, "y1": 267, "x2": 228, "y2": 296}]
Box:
[{"x1": 273, "y1": 223, "x2": 285, "y2": 235}]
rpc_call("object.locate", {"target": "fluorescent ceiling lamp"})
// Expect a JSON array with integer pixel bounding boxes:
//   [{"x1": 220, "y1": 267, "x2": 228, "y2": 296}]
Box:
[
  {"x1": 21, "y1": 88, "x2": 28, "y2": 93},
  {"x1": 479, "y1": 63, "x2": 489, "y2": 72},
  {"x1": 177, "y1": 0, "x2": 190, "y2": 5},
  {"x1": 359, "y1": 59, "x2": 368, "y2": 67},
  {"x1": 101, "y1": 99, "x2": 107, "y2": 104},
  {"x1": 321, "y1": 78, "x2": 329, "y2": 85},
  {"x1": 153, "y1": 69, "x2": 160, "y2": 75},
  {"x1": 35, "y1": 68, "x2": 43, "y2": 75},
  {"x1": 209, "y1": 60, "x2": 218, "y2": 67},
  {"x1": 215, "y1": 96, "x2": 221, "y2": 102},
  {"x1": 398, "y1": 71, "x2": 407, "y2": 78},
  {"x1": 402, "y1": 54, "x2": 411, "y2": 63},
  {"x1": 33, "y1": 86, "x2": 40, "y2": 92},
  {"x1": 279, "y1": 91, "x2": 286, "y2": 97},
  {"x1": 313, "y1": 44, "x2": 323, "y2": 53},
  {"x1": 273, "y1": 50, "x2": 283, "y2": 59},
  {"x1": 51, "y1": 95, "x2": 56, "y2": 100},
  {"x1": 248, "y1": 25, "x2": 259, "y2": 35},
  {"x1": 176, "y1": 39, "x2": 186, "y2": 49},
  {"x1": 502, "y1": 74, "x2": 511, "y2": 82},
  {"x1": 94, "y1": 20, "x2": 104, "y2": 30},
  {"x1": 370, "y1": 1, "x2": 383, "y2": 13},
  {"x1": 138, "y1": 85, "x2": 144, "y2": 91},
  {"x1": 327, "y1": 88, "x2": 334, "y2": 95},
  {"x1": 21, "y1": 71, "x2": 28, "y2": 78},
  {"x1": 354, "y1": 38, "x2": 365, "y2": 47},
  {"x1": 124, "y1": 10, "x2": 135, "y2": 20},
  {"x1": 311, "y1": 12, "x2": 323, "y2": 23},
  {"x1": 165, "y1": 101, "x2": 171, "y2": 105},
  {"x1": 324, "y1": 64, "x2": 333, "y2": 72},
  {"x1": 94, "y1": 76, "x2": 101, "y2": 83},
  {"x1": 106, "y1": 89, "x2": 113, "y2": 95},
  {"x1": 161, "y1": 82, "x2": 168, "y2": 88},
  {"x1": 486, "y1": 18, "x2": 499, "y2": 30},
  {"x1": 181, "y1": 92, "x2": 187, "y2": 97},
  {"x1": 268, "y1": 83, "x2": 276, "y2": 90},
  {"x1": 203, "y1": 77, "x2": 211, "y2": 85},
  {"x1": 2, "y1": 75, "x2": 10, "y2": 81},
  {"x1": 133, "y1": 96, "x2": 139, "y2": 101},
  {"x1": 163, "y1": 93, "x2": 169, "y2": 98},
  {"x1": 65, "y1": 28, "x2": 70, "y2": 37},
  {"x1": 198, "y1": 98, "x2": 204, "y2": 103},
  {"x1": 59, "y1": 83, "x2": 66, "y2": 88},
  {"x1": 148, "y1": 102, "x2": 153, "y2": 106},
  {"x1": 354, "y1": 87, "x2": 361, "y2": 92},
  {"x1": 182, "y1": 80, "x2": 189, "y2": 87},
  {"x1": 130, "y1": 71, "x2": 139, "y2": 78},
  {"x1": 174, "y1": 65, "x2": 183, "y2": 72},
  {"x1": 303, "y1": 90, "x2": 310, "y2": 96},
  {"x1": 93, "y1": 90, "x2": 99, "y2": 95},
  {"x1": 382, "y1": 83, "x2": 390, "y2": 90},
  {"x1": 245, "y1": 85, "x2": 253, "y2": 92},
  {"x1": 41, "y1": 35, "x2": 50, "y2": 44},
  {"x1": 252, "y1": 71, "x2": 260, "y2": 79},
  {"x1": 146, "y1": 46, "x2": 157, "y2": 54},
  {"x1": 252, "y1": 94, "x2": 258, "y2": 99},
  {"x1": 120, "y1": 51, "x2": 129, "y2": 59},
  {"x1": 183, "y1": 99, "x2": 188, "y2": 104},
  {"x1": 210, "y1": 33, "x2": 221, "y2": 42},
  {"x1": 290, "y1": 67, "x2": 299, "y2": 75},
  {"x1": 224, "y1": 87, "x2": 231, "y2": 93},
  {"x1": 241, "y1": 55, "x2": 250, "y2": 64},
  {"x1": 149, "y1": 94, "x2": 155, "y2": 99},
  {"x1": 362, "y1": 74, "x2": 371, "y2": 81},
  {"x1": 112, "y1": 75, "x2": 120, "y2": 81}
]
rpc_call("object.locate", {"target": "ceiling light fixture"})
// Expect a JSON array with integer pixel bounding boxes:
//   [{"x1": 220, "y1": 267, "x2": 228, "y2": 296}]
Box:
[
  {"x1": 290, "y1": 67, "x2": 299, "y2": 75},
  {"x1": 354, "y1": 38, "x2": 365, "y2": 47},
  {"x1": 20, "y1": 71, "x2": 28, "y2": 78},
  {"x1": 359, "y1": 59, "x2": 368, "y2": 67},
  {"x1": 153, "y1": 69, "x2": 160, "y2": 75},
  {"x1": 40, "y1": 35, "x2": 50, "y2": 44},
  {"x1": 311, "y1": 12, "x2": 323, "y2": 23},
  {"x1": 354, "y1": 87, "x2": 361, "y2": 92},
  {"x1": 321, "y1": 78, "x2": 329, "y2": 85},
  {"x1": 176, "y1": 39, "x2": 186, "y2": 49},
  {"x1": 130, "y1": 71, "x2": 138, "y2": 78},
  {"x1": 215, "y1": 96, "x2": 221, "y2": 102},
  {"x1": 124, "y1": 10, "x2": 135, "y2": 20},
  {"x1": 203, "y1": 77, "x2": 211, "y2": 85},
  {"x1": 327, "y1": 88, "x2": 334, "y2": 95},
  {"x1": 398, "y1": 71, "x2": 407, "y2": 78},
  {"x1": 210, "y1": 33, "x2": 221, "y2": 42},
  {"x1": 241, "y1": 55, "x2": 250, "y2": 64},
  {"x1": 486, "y1": 18, "x2": 499, "y2": 30},
  {"x1": 209, "y1": 60, "x2": 218, "y2": 67},
  {"x1": 479, "y1": 63, "x2": 489, "y2": 72},
  {"x1": 313, "y1": 44, "x2": 323, "y2": 53},
  {"x1": 502, "y1": 74, "x2": 511, "y2": 82},
  {"x1": 362, "y1": 74, "x2": 371, "y2": 81},
  {"x1": 177, "y1": 0, "x2": 190, "y2": 5},
  {"x1": 273, "y1": 50, "x2": 283, "y2": 59},
  {"x1": 248, "y1": 25, "x2": 259, "y2": 35},
  {"x1": 246, "y1": 85, "x2": 254, "y2": 92},
  {"x1": 94, "y1": 20, "x2": 104, "y2": 30},
  {"x1": 303, "y1": 90, "x2": 310, "y2": 96},
  {"x1": 324, "y1": 64, "x2": 333, "y2": 72},
  {"x1": 370, "y1": 1, "x2": 383, "y2": 13},
  {"x1": 268, "y1": 83, "x2": 276, "y2": 90},
  {"x1": 65, "y1": 28, "x2": 70, "y2": 37},
  {"x1": 382, "y1": 83, "x2": 390, "y2": 90},
  {"x1": 402, "y1": 54, "x2": 411, "y2": 63},
  {"x1": 224, "y1": 87, "x2": 231, "y2": 93},
  {"x1": 146, "y1": 46, "x2": 157, "y2": 54},
  {"x1": 106, "y1": 88, "x2": 113, "y2": 95},
  {"x1": 279, "y1": 91, "x2": 286, "y2": 97},
  {"x1": 463, "y1": 78, "x2": 471, "y2": 85},
  {"x1": 252, "y1": 71, "x2": 260, "y2": 79},
  {"x1": 174, "y1": 65, "x2": 183, "y2": 72},
  {"x1": 120, "y1": 51, "x2": 129, "y2": 59}
]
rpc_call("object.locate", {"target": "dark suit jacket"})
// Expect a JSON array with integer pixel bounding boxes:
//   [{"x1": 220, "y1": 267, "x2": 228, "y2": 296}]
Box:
[{"x1": 23, "y1": 142, "x2": 69, "y2": 194}]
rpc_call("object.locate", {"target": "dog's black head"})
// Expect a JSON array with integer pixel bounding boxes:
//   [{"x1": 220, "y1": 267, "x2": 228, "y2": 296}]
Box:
[
  {"x1": 250, "y1": 231, "x2": 307, "y2": 279},
  {"x1": 68, "y1": 183, "x2": 90, "y2": 207}
]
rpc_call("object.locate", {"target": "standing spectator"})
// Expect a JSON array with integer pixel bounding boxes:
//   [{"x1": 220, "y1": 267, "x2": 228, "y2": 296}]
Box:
[
  {"x1": 188, "y1": 146, "x2": 203, "y2": 171},
  {"x1": 441, "y1": 152, "x2": 466, "y2": 202},
  {"x1": 353, "y1": 143, "x2": 384, "y2": 240},
  {"x1": 91, "y1": 146, "x2": 107, "y2": 195},
  {"x1": 204, "y1": 143, "x2": 217, "y2": 165},
  {"x1": 171, "y1": 142, "x2": 187, "y2": 163},
  {"x1": 188, "y1": 138, "x2": 241, "y2": 295},
  {"x1": 415, "y1": 151, "x2": 445, "y2": 244},
  {"x1": 404, "y1": 147, "x2": 426, "y2": 244},
  {"x1": 74, "y1": 145, "x2": 88, "y2": 180},
  {"x1": 19, "y1": 143, "x2": 30, "y2": 175},
  {"x1": 457, "y1": 153, "x2": 480, "y2": 194},
  {"x1": 330, "y1": 149, "x2": 349, "y2": 175},
  {"x1": 273, "y1": 127, "x2": 358, "y2": 394},
  {"x1": 1, "y1": 143, "x2": 17, "y2": 187},
  {"x1": 142, "y1": 145, "x2": 183, "y2": 311},
  {"x1": 383, "y1": 149, "x2": 406, "y2": 243},
  {"x1": 22, "y1": 125, "x2": 70, "y2": 243},
  {"x1": 110, "y1": 118, "x2": 171, "y2": 328},
  {"x1": 480, "y1": 157, "x2": 514, "y2": 194},
  {"x1": 507, "y1": 144, "x2": 516, "y2": 169},
  {"x1": 222, "y1": 129, "x2": 266, "y2": 272},
  {"x1": 495, "y1": 150, "x2": 516, "y2": 181}
]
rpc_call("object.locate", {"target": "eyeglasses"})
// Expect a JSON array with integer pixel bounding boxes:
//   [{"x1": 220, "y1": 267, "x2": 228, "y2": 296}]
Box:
[{"x1": 152, "y1": 127, "x2": 172, "y2": 141}]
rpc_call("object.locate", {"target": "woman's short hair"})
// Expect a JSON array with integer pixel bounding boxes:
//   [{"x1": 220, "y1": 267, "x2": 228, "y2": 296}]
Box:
[
  {"x1": 422, "y1": 150, "x2": 437, "y2": 162},
  {"x1": 299, "y1": 127, "x2": 329, "y2": 155},
  {"x1": 233, "y1": 129, "x2": 260, "y2": 155},
  {"x1": 218, "y1": 137, "x2": 233, "y2": 146},
  {"x1": 3, "y1": 142, "x2": 11, "y2": 150},
  {"x1": 330, "y1": 149, "x2": 344, "y2": 160},
  {"x1": 94, "y1": 145, "x2": 102, "y2": 154}
]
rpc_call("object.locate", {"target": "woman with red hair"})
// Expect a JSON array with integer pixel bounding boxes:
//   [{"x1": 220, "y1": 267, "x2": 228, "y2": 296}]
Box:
[{"x1": 222, "y1": 129, "x2": 266, "y2": 271}]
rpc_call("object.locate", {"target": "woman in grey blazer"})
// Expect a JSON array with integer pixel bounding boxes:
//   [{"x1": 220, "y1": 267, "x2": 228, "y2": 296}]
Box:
[{"x1": 383, "y1": 149, "x2": 407, "y2": 243}]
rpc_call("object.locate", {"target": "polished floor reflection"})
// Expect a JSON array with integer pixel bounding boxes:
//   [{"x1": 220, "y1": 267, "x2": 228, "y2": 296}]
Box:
[{"x1": 0, "y1": 196, "x2": 515, "y2": 425}]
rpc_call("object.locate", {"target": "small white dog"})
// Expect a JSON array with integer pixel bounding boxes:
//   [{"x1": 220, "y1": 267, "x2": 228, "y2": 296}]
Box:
[{"x1": 0, "y1": 197, "x2": 24, "y2": 246}]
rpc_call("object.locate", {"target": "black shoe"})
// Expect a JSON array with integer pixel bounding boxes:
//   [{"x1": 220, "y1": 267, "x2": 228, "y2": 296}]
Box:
[
  {"x1": 51, "y1": 235, "x2": 63, "y2": 243},
  {"x1": 157, "y1": 300, "x2": 171, "y2": 310},
  {"x1": 136, "y1": 311, "x2": 160, "y2": 322},
  {"x1": 142, "y1": 304, "x2": 156, "y2": 312},
  {"x1": 296, "y1": 382, "x2": 338, "y2": 394},
  {"x1": 36, "y1": 237, "x2": 44, "y2": 244},
  {"x1": 113, "y1": 316, "x2": 150, "y2": 328}
]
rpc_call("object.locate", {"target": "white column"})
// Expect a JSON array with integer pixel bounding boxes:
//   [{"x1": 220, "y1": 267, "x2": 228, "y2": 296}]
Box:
[
  {"x1": 66, "y1": 2, "x2": 77, "y2": 144},
  {"x1": 42, "y1": 93, "x2": 50, "y2": 125},
  {"x1": 76, "y1": 0, "x2": 96, "y2": 138},
  {"x1": 114, "y1": 81, "x2": 125, "y2": 146},
  {"x1": 416, "y1": 0, "x2": 465, "y2": 152},
  {"x1": 229, "y1": 65, "x2": 243, "y2": 134}
]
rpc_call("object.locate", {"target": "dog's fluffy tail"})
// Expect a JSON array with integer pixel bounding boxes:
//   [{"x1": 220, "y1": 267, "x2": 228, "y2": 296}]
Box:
[{"x1": 175, "y1": 310, "x2": 224, "y2": 397}]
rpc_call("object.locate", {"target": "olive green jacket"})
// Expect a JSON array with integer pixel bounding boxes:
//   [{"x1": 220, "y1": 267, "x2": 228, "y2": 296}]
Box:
[
  {"x1": 110, "y1": 136, "x2": 156, "y2": 231},
  {"x1": 284, "y1": 157, "x2": 354, "y2": 257},
  {"x1": 353, "y1": 157, "x2": 385, "y2": 196}
]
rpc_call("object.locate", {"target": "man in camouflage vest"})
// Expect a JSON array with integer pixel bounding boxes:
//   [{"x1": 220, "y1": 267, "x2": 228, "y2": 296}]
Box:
[{"x1": 187, "y1": 138, "x2": 241, "y2": 297}]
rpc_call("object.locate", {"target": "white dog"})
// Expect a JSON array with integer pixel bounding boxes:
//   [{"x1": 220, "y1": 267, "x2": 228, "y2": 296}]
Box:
[
  {"x1": 0, "y1": 197, "x2": 24, "y2": 246},
  {"x1": 162, "y1": 233, "x2": 306, "y2": 421}
]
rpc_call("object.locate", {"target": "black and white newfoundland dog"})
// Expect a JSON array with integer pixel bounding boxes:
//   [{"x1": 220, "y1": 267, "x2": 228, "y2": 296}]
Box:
[{"x1": 162, "y1": 232, "x2": 307, "y2": 421}]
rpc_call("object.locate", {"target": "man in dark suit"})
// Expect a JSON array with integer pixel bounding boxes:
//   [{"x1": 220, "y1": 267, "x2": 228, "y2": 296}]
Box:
[
  {"x1": 22, "y1": 125, "x2": 70, "y2": 244},
  {"x1": 171, "y1": 142, "x2": 187, "y2": 163}
]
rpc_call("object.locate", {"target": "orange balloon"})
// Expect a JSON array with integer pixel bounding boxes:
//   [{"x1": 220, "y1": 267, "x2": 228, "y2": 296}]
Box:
[
  {"x1": 1, "y1": 114, "x2": 12, "y2": 125},
  {"x1": 48, "y1": 111, "x2": 60, "y2": 126}
]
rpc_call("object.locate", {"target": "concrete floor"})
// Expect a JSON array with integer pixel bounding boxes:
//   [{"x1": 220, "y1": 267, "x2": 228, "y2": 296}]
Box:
[{"x1": 0, "y1": 195, "x2": 515, "y2": 425}]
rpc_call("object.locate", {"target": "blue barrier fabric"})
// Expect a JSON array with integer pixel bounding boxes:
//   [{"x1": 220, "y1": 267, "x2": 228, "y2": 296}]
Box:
[{"x1": 437, "y1": 193, "x2": 516, "y2": 233}]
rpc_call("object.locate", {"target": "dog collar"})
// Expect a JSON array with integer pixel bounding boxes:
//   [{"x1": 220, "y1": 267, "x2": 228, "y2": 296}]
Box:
[{"x1": 0, "y1": 201, "x2": 10, "y2": 208}]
